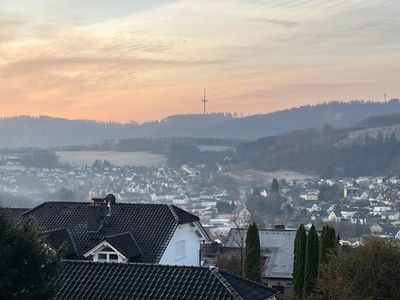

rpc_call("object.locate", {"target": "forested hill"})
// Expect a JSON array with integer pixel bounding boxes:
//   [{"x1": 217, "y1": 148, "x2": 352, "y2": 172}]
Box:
[
  {"x1": 1, "y1": 100, "x2": 400, "y2": 147},
  {"x1": 236, "y1": 112, "x2": 400, "y2": 177}
]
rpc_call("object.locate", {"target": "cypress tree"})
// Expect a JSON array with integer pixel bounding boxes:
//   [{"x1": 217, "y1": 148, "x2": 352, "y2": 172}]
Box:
[
  {"x1": 244, "y1": 222, "x2": 261, "y2": 282},
  {"x1": 319, "y1": 225, "x2": 338, "y2": 267},
  {"x1": 319, "y1": 226, "x2": 328, "y2": 265},
  {"x1": 293, "y1": 224, "x2": 307, "y2": 298},
  {"x1": 303, "y1": 224, "x2": 319, "y2": 297},
  {"x1": 271, "y1": 178, "x2": 280, "y2": 193}
]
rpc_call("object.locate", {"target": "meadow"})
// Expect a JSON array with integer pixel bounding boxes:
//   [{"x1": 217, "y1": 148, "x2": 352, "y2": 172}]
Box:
[{"x1": 56, "y1": 151, "x2": 167, "y2": 167}]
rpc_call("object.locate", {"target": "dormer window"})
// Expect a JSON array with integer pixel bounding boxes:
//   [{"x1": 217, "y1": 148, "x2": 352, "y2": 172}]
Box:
[
  {"x1": 96, "y1": 246, "x2": 120, "y2": 263},
  {"x1": 84, "y1": 242, "x2": 127, "y2": 263},
  {"x1": 83, "y1": 232, "x2": 142, "y2": 264}
]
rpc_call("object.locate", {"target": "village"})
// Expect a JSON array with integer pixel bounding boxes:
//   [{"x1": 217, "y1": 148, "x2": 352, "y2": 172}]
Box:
[{"x1": 1, "y1": 157, "x2": 400, "y2": 243}]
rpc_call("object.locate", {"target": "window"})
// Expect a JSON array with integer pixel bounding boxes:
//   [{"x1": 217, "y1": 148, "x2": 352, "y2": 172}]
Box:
[
  {"x1": 95, "y1": 245, "x2": 121, "y2": 263},
  {"x1": 109, "y1": 254, "x2": 118, "y2": 262},
  {"x1": 98, "y1": 253, "x2": 107, "y2": 262},
  {"x1": 175, "y1": 240, "x2": 185, "y2": 260}
]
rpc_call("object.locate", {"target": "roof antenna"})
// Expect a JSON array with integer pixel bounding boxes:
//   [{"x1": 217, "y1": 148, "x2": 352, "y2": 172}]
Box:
[{"x1": 107, "y1": 201, "x2": 112, "y2": 217}]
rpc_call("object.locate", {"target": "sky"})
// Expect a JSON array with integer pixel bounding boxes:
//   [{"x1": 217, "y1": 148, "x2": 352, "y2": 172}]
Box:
[{"x1": 0, "y1": 0, "x2": 399, "y2": 122}]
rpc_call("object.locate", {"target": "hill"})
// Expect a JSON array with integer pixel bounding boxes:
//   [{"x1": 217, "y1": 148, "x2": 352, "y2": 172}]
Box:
[
  {"x1": 1, "y1": 100, "x2": 400, "y2": 147},
  {"x1": 236, "y1": 113, "x2": 400, "y2": 177}
]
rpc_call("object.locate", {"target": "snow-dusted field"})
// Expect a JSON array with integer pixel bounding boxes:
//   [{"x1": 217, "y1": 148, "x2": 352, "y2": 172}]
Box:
[{"x1": 56, "y1": 151, "x2": 167, "y2": 167}]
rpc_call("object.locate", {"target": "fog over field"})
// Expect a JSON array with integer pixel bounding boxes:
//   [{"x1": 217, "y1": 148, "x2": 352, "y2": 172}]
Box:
[{"x1": 56, "y1": 151, "x2": 167, "y2": 167}]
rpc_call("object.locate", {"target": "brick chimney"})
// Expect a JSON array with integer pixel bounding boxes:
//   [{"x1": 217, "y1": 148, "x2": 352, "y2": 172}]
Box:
[
  {"x1": 88, "y1": 194, "x2": 115, "y2": 232},
  {"x1": 88, "y1": 204, "x2": 102, "y2": 232}
]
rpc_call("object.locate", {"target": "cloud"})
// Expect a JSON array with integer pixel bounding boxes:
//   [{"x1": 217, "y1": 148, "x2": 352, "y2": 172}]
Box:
[{"x1": 0, "y1": 0, "x2": 399, "y2": 121}]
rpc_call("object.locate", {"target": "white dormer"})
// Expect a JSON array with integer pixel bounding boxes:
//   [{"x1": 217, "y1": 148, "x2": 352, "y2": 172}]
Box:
[
  {"x1": 84, "y1": 241, "x2": 128, "y2": 263},
  {"x1": 83, "y1": 231, "x2": 141, "y2": 263}
]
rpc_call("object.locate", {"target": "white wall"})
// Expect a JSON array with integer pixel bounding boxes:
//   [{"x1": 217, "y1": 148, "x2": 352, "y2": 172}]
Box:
[{"x1": 159, "y1": 223, "x2": 204, "y2": 266}]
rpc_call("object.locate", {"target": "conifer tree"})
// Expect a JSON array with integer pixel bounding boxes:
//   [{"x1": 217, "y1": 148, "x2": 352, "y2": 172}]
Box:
[
  {"x1": 244, "y1": 222, "x2": 261, "y2": 282},
  {"x1": 320, "y1": 225, "x2": 337, "y2": 266},
  {"x1": 271, "y1": 178, "x2": 280, "y2": 193},
  {"x1": 303, "y1": 224, "x2": 319, "y2": 296},
  {"x1": 0, "y1": 211, "x2": 62, "y2": 299},
  {"x1": 293, "y1": 224, "x2": 307, "y2": 297}
]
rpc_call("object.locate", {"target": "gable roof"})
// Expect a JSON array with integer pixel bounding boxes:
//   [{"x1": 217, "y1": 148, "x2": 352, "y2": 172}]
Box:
[
  {"x1": 21, "y1": 201, "x2": 205, "y2": 263},
  {"x1": 170, "y1": 204, "x2": 200, "y2": 224},
  {"x1": 54, "y1": 260, "x2": 278, "y2": 300},
  {"x1": 225, "y1": 228, "x2": 296, "y2": 279}
]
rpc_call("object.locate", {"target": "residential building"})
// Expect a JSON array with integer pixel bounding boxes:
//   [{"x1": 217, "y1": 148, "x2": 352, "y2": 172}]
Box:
[
  {"x1": 223, "y1": 226, "x2": 296, "y2": 297},
  {"x1": 18, "y1": 195, "x2": 210, "y2": 266}
]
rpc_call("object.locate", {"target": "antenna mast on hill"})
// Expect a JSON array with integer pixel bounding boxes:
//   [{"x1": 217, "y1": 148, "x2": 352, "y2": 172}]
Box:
[{"x1": 202, "y1": 88, "x2": 208, "y2": 115}]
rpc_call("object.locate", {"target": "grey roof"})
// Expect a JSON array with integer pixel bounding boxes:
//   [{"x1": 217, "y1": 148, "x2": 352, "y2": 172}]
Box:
[
  {"x1": 54, "y1": 260, "x2": 278, "y2": 300},
  {"x1": 0, "y1": 207, "x2": 29, "y2": 223},
  {"x1": 20, "y1": 201, "x2": 203, "y2": 263},
  {"x1": 225, "y1": 228, "x2": 296, "y2": 279},
  {"x1": 45, "y1": 228, "x2": 77, "y2": 258},
  {"x1": 104, "y1": 232, "x2": 142, "y2": 259}
]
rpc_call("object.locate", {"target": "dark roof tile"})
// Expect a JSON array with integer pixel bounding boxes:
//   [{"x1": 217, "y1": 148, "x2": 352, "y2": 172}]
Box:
[
  {"x1": 46, "y1": 228, "x2": 77, "y2": 258},
  {"x1": 104, "y1": 232, "x2": 142, "y2": 259},
  {"x1": 0, "y1": 207, "x2": 29, "y2": 223},
  {"x1": 21, "y1": 201, "x2": 204, "y2": 263},
  {"x1": 53, "y1": 261, "x2": 278, "y2": 300}
]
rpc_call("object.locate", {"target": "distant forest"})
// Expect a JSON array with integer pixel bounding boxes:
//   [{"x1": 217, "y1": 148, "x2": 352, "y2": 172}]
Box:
[
  {"x1": 1, "y1": 100, "x2": 400, "y2": 147},
  {"x1": 236, "y1": 113, "x2": 400, "y2": 177}
]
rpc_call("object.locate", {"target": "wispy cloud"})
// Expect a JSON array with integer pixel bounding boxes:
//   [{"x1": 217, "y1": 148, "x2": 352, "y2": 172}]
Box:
[{"x1": 0, "y1": 0, "x2": 399, "y2": 121}]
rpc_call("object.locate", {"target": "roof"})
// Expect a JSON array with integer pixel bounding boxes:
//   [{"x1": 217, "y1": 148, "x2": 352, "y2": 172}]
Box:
[
  {"x1": 53, "y1": 260, "x2": 278, "y2": 300},
  {"x1": 46, "y1": 228, "x2": 77, "y2": 258},
  {"x1": 225, "y1": 228, "x2": 296, "y2": 279},
  {"x1": 0, "y1": 207, "x2": 29, "y2": 223},
  {"x1": 21, "y1": 201, "x2": 204, "y2": 263},
  {"x1": 104, "y1": 232, "x2": 142, "y2": 259},
  {"x1": 170, "y1": 204, "x2": 200, "y2": 224}
]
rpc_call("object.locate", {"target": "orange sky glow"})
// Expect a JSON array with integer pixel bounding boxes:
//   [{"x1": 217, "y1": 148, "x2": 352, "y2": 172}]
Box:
[{"x1": 0, "y1": 0, "x2": 399, "y2": 122}]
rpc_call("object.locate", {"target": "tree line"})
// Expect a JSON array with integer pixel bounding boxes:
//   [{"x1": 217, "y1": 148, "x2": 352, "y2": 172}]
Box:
[{"x1": 293, "y1": 224, "x2": 400, "y2": 299}]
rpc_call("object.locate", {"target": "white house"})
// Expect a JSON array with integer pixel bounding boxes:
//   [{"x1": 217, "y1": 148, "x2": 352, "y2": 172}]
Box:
[{"x1": 21, "y1": 196, "x2": 211, "y2": 267}]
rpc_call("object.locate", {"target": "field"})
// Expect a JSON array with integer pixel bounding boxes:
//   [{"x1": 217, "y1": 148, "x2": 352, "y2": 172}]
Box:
[
  {"x1": 225, "y1": 169, "x2": 318, "y2": 185},
  {"x1": 197, "y1": 145, "x2": 234, "y2": 152},
  {"x1": 56, "y1": 151, "x2": 167, "y2": 167}
]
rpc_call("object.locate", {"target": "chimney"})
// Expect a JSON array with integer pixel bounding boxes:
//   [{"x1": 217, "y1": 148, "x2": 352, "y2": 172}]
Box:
[
  {"x1": 88, "y1": 194, "x2": 115, "y2": 231},
  {"x1": 88, "y1": 204, "x2": 102, "y2": 232}
]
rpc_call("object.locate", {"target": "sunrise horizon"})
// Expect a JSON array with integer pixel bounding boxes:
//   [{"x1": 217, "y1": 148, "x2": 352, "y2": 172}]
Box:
[
  {"x1": 0, "y1": 1, "x2": 399, "y2": 122},
  {"x1": 0, "y1": 97, "x2": 396, "y2": 123}
]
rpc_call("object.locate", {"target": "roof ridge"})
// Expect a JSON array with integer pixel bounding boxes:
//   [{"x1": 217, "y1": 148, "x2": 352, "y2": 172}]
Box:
[
  {"x1": 64, "y1": 227, "x2": 78, "y2": 254},
  {"x1": 20, "y1": 201, "x2": 49, "y2": 216},
  {"x1": 157, "y1": 204, "x2": 179, "y2": 264},
  {"x1": 209, "y1": 266, "x2": 244, "y2": 300},
  {"x1": 62, "y1": 259, "x2": 212, "y2": 270},
  {"x1": 167, "y1": 204, "x2": 180, "y2": 222},
  {"x1": 105, "y1": 231, "x2": 133, "y2": 238}
]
